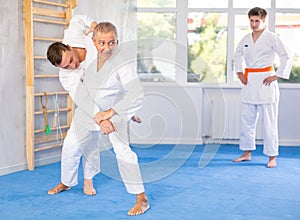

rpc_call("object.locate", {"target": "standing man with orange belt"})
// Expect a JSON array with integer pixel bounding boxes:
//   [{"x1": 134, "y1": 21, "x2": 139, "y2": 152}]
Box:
[{"x1": 232, "y1": 7, "x2": 293, "y2": 167}]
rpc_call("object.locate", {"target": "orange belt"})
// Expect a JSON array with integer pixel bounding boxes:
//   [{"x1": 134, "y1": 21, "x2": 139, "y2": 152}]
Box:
[{"x1": 244, "y1": 66, "x2": 273, "y2": 80}]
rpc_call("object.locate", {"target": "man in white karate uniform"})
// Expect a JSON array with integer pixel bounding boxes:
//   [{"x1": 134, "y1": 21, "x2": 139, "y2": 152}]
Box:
[
  {"x1": 80, "y1": 21, "x2": 149, "y2": 216},
  {"x1": 47, "y1": 15, "x2": 148, "y2": 215},
  {"x1": 47, "y1": 14, "x2": 101, "y2": 196},
  {"x1": 233, "y1": 7, "x2": 293, "y2": 168}
]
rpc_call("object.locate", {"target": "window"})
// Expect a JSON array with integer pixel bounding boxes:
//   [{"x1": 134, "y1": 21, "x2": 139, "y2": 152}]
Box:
[
  {"x1": 275, "y1": 13, "x2": 300, "y2": 83},
  {"x1": 137, "y1": 0, "x2": 300, "y2": 84},
  {"x1": 137, "y1": 12, "x2": 176, "y2": 81},
  {"x1": 188, "y1": 12, "x2": 227, "y2": 83},
  {"x1": 137, "y1": 0, "x2": 176, "y2": 8},
  {"x1": 188, "y1": 0, "x2": 227, "y2": 8},
  {"x1": 276, "y1": 0, "x2": 300, "y2": 8},
  {"x1": 232, "y1": 0, "x2": 271, "y2": 9}
]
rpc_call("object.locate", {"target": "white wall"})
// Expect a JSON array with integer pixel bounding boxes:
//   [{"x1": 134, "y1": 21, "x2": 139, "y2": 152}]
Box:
[
  {"x1": 131, "y1": 85, "x2": 300, "y2": 147},
  {"x1": 202, "y1": 87, "x2": 300, "y2": 146},
  {"x1": 0, "y1": 0, "x2": 27, "y2": 175},
  {"x1": 129, "y1": 83, "x2": 203, "y2": 145},
  {"x1": 278, "y1": 88, "x2": 300, "y2": 145}
]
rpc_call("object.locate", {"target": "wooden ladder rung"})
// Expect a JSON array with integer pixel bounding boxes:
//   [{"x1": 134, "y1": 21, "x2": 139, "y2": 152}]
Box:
[
  {"x1": 33, "y1": 17, "x2": 68, "y2": 25},
  {"x1": 34, "y1": 74, "x2": 59, "y2": 78},
  {"x1": 34, "y1": 132, "x2": 67, "y2": 144},
  {"x1": 34, "y1": 91, "x2": 68, "y2": 96},
  {"x1": 35, "y1": 125, "x2": 69, "y2": 134},
  {"x1": 33, "y1": 0, "x2": 68, "y2": 8},
  {"x1": 34, "y1": 107, "x2": 71, "y2": 115},
  {"x1": 34, "y1": 36, "x2": 62, "y2": 42},
  {"x1": 34, "y1": 143, "x2": 63, "y2": 152},
  {"x1": 34, "y1": 56, "x2": 47, "y2": 59},
  {"x1": 32, "y1": 7, "x2": 66, "y2": 18}
]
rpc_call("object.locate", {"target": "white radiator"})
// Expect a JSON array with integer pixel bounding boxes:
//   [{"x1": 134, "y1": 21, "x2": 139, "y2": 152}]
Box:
[{"x1": 211, "y1": 99, "x2": 263, "y2": 140}]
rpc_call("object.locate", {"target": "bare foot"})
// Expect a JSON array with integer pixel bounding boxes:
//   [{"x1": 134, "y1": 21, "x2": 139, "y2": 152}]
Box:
[
  {"x1": 131, "y1": 115, "x2": 142, "y2": 123},
  {"x1": 48, "y1": 182, "x2": 70, "y2": 195},
  {"x1": 128, "y1": 192, "x2": 150, "y2": 216},
  {"x1": 83, "y1": 178, "x2": 96, "y2": 196},
  {"x1": 267, "y1": 156, "x2": 276, "y2": 168},
  {"x1": 233, "y1": 151, "x2": 252, "y2": 162}
]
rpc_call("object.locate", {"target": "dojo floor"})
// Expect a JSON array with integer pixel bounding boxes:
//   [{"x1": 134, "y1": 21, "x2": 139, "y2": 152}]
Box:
[{"x1": 0, "y1": 144, "x2": 299, "y2": 220}]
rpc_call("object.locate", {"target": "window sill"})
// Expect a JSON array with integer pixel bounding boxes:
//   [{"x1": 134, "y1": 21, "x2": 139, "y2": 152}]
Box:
[{"x1": 141, "y1": 80, "x2": 300, "y2": 90}]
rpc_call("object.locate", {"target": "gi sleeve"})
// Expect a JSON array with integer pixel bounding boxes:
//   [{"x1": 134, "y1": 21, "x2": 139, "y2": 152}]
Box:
[
  {"x1": 62, "y1": 14, "x2": 95, "y2": 48},
  {"x1": 59, "y1": 67, "x2": 98, "y2": 120},
  {"x1": 233, "y1": 38, "x2": 245, "y2": 74},
  {"x1": 272, "y1": 35, "x2": 294, "y2": 79},
  {"x1": 112, "y1": 61, "x2": 144, "y2": 121},
  {"x1": 58, "y1": 14, "x2": 99, "y2": 120}
]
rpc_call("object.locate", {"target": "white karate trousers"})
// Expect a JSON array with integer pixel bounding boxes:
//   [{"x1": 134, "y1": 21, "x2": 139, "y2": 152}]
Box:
[
  {"x1": 239, "y1": 101, "x2": 279, "y2": 156},
  {"x1": 61, "y1": 119, "x2": 100, "y2": 186},
  {"x1": 109, "y1": 115, "x2": 145, "y2": 194},
  {"x1": 61, "y1": 115, "x2": 145, "y2": 194}
]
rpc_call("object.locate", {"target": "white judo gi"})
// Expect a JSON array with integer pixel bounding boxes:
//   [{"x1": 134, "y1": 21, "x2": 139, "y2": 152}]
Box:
[
  {"x1": 81, "y1": 46, "x2": 145, "y2": 193},
  {"x1": 58, "y1": 14, "x2": 100, "y2": 186},
  {"x1": 234, "y1": 29, "x2": 293, "y2": 156},
  {"x1": 58, "y1": 15, "x2": 145, "y2": 194}
]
